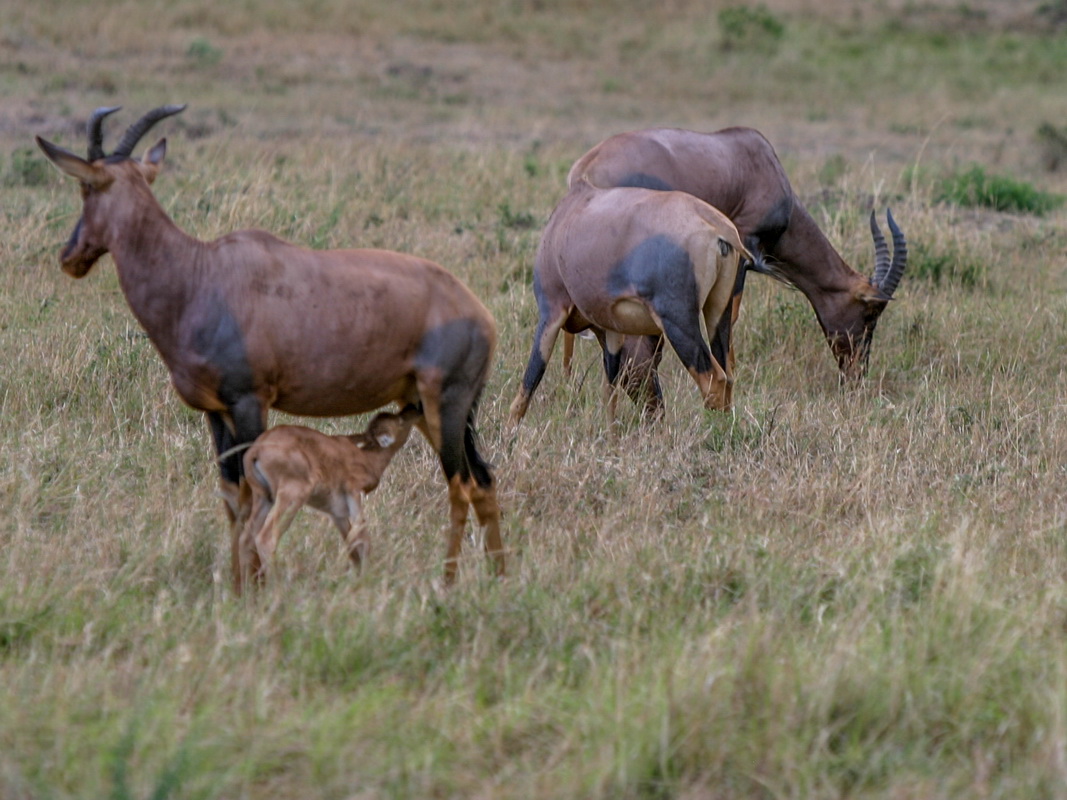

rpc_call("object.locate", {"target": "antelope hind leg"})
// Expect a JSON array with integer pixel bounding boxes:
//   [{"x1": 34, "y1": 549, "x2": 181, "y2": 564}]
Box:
[{"x1": 468, "y1": 478, "x2": 505, "y2": 577}]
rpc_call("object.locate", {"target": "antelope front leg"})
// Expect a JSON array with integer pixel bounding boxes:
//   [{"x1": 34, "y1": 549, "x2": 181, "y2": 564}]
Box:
[{"x1": 509, "y1": 308, "x2": 569, "y2": 425}]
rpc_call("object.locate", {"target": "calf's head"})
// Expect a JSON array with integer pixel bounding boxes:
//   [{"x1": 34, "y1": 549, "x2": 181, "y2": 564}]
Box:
[{"x1": 356, "y1": 405, "x2": 422, "y2": 452}]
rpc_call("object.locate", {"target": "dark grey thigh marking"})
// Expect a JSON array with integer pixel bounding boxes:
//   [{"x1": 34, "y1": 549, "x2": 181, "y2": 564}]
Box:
[
  {"x1": 607, "y1": 235, "x2": 698, "y2": 327},
  {"x1": 415, "y1": 318, "x2": 493, "y2": 482},
  {"x1": 608, "y1": 235, "x2": 711, "y2": 374},
  {"x1": 615, "y1": 172, "x2": 675, "y2": 191},
  {"x1": 416, "y1": 319, "x2": 492, "y2": 397}
]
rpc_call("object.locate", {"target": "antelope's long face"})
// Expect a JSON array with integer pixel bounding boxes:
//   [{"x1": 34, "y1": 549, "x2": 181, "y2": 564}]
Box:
[
  {"x1": 828, "y1": 287, "x2": 890, "y2": 381},
  {"x1": 60, "y1": 185, "x2": 112, "y2": 278},
  {"x1": 830, "y1": 209, "x2": 909, "y2": 380},
  {"x1": 36, "y1": 140, "x2": 169, "y2": 278},
  {"x1": 35, "y1": 104, "x2": 185, "y2": 277}
]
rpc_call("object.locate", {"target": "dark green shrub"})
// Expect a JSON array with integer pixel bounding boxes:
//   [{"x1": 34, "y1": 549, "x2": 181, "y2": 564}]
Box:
[
  {"x1": 908, "y1": 240, "x2": 986, "y2": 289},
  {"x1": 718, "y1": 5, "x2": 785, "y2": 51},
  {"x1": 934, "y1": 164, "x2": 1064, "y2": 216},
  {"x1": 1037, "y1": 122, "x2": 1067, "y2": 171},
  {"x1": 186, "y1": 37, "x2": 222, "y2": 67},
  {"x1": 7, "y1": 147, "x2": 51, "y2": 186}
]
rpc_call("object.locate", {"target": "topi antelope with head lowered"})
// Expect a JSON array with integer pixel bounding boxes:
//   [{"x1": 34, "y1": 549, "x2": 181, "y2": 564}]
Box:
[
  {"x1": 560, "y1": 126, "x2": 908, "y2": 417},
  {"x1": 509, "y1": 178, "x2": 750, "y2": 425},
  {"x1": 36, "y1": 105, "x2": 505, "y2": 589}
]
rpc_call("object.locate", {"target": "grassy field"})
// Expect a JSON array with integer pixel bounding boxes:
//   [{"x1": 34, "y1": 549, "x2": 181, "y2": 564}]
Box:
[{"x1": 4, "y1": 1, "x2": 1067, "y2": 797}]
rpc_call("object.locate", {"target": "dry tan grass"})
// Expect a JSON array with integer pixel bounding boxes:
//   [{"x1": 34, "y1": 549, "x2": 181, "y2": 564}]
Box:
[{"x1": 3, "y1": 1, "x2": 1067, "y2": 797}]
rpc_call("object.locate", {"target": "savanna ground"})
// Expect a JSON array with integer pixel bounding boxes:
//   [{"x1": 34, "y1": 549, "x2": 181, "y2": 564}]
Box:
[{"x1": 3, "y1": 1, "x2": 1067, "y2": 797}]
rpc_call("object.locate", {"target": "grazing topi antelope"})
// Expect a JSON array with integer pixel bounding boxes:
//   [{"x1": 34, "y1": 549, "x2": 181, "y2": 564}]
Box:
[
  {"x1": 561, "y1": 126, "x2": 908, "y2": 415},
  {"x1": 36, "y1": 105, "x2": 504, "y2": 588},
  {"x1": 509, "y1": 178, "x2": 750, "y2": 424},
  {"x1": 236, "y1": 405, "x2": 420, "y2": 587}
]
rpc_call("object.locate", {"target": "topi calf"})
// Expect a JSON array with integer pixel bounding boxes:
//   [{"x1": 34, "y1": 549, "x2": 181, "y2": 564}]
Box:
[{"x1": 236, "y1": 406, "x2": 421, "y2": 587}]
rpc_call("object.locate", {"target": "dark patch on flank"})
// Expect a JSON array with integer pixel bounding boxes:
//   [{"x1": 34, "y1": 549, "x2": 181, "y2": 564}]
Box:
[
  {"x1": 614, "y1": 172, "x2": 675, "y2": 192},
  {"x1": 752, "y1": 193, "x2": 793, "y2": 251},
  {"x1": 192, "y1": 294, "x2": 256, "y2": 404}
]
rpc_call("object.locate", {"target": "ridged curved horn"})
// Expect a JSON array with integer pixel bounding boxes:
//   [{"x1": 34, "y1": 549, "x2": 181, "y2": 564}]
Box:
[
  {"x1": 112, "y1": 104, "x2": 187, "y2": 158},
  {"x1": 86, "y1": 106, "x2": 122, "y2": 161},
  {"x1": 882, "y1": 209, "x2": 908, "y2": 298},
  {"x1": 870, "y1": 209, "x2": 908, "y2": 298},
  {"x1": 870, "y1": 209, "x2": 890, "y2": 288}
]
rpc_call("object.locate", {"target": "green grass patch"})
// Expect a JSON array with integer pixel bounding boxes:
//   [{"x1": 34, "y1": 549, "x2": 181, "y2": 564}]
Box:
[
  {"x1": 933, "y1": 164, "x2": 1064, "y2": 215},
  {"x1": 907, "y1": 239, "x2": 987, "y2": 289}
]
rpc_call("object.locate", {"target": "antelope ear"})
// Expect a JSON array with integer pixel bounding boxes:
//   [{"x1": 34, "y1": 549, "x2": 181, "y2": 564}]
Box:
[
  {"x1": 35, "y1": 135, "x2": 111, "y2": 188},
  {"x1": 141, "y1": 137, "x2": 167, "y2": 184},
  {"x1": 855, "y1": 283, "x2": 892, "y2": 305},
  {"x1": 376, "y1": 433, "x2": 396, "y2": 448}
]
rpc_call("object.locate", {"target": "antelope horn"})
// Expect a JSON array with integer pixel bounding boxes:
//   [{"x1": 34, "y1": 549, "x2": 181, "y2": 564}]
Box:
[
  {"x1": 86, "y1": 106, "x2": 122, "y2": 161},
  {"x1": 881, "y1": 209, "x2": 908, "y2": 298},
  {"x1": 870, "y1": 209, "x2": 890, "y2": 288},
  {"x1": 870, "y1": 209, "x2": 908, "y2": 298},
  {"x1": 111, "y1": 104, "x2": 187, "y2": 159}
]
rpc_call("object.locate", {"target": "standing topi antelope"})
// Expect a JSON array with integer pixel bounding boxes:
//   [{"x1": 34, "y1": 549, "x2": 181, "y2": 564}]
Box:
[
  {"x1": 560, "y1": 126, "x2": 908, "y2": 416},
  {"x1": 509, "y1": 178, "x2": 750, "y2": 424},
  {"x1": 36, "y1": 105, "x2": 505, "y2": 589},
  {"x1": 237, "y1": 405, "x2": 421, "y2": 587}
]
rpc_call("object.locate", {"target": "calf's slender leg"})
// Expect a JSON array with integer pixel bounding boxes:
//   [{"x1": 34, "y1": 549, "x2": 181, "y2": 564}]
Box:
[{"x1": 331, "y1": 493, "x2": 369, "y2": 571}]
